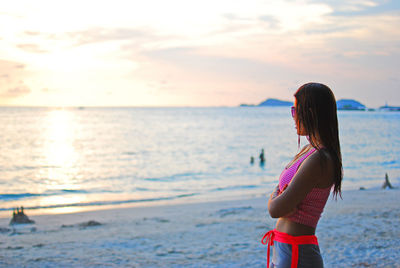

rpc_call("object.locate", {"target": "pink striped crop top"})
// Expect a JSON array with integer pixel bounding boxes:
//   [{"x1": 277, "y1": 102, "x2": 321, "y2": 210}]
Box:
[{"x1": 278, "y1": 147, "x2": 331, "y2": 228}]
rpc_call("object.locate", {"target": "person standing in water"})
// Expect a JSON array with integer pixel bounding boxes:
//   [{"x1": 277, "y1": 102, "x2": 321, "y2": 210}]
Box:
[
  {"x1": 262, "y1": 83, "x2": 343, "y2": 267},
  {"x1": 260, "y1": 148, "x2": 265, "y2": 165}
]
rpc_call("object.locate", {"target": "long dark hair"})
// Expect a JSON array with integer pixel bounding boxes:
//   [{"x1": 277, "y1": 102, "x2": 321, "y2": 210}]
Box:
[{"x1": 294, "y1": 82, "x2": 343, "y2": 199}]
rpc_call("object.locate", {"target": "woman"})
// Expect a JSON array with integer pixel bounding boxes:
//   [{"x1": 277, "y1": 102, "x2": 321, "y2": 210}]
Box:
[{"x1": 261, "y1": 83, "x2": 343, "y2": 268}]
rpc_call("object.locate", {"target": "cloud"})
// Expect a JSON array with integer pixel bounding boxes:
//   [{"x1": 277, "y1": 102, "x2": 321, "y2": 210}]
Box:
[
  {"x1": 42, "y1": 87, "x2": 58, "y2": 93},
  {"x1": 0, "y1": 59, "x2": 26, "y2": 79},
  {"x1": 282, "y1": 0, "x2": 400, "y2": 41},
  {"x1": 222, "y1": 13, "x2": 242, "y2": 21},
  {"x1": 66, "y1": 27, "x2": 158, "y2": 46},
  {"x1": 1, "y1": 85, "x2": 30, "y2": 97},
  {"x1": 258, "y1": 15, "x2": 281, "y2": 29},
  {"x1": 0, "y1": 11, "x2": 23, "y2": 19},
  {"x1": 24, "y1": 31, "x2": 41, "y2": 36},
  {"x1": 17, "y1": 43, "x2": 47, "y2": 53},
  {"x1": 304, "y1": 25, "x2": 355, "y2": 35},
  {"x1": 212, "y1": 13, "x2": 282, "y2": 36},
  {"x1": 312, "y1": 0, "x2": 400, "y2": 17},
  {"x1": 141, "y1": 47, "x2": 286, "y2": 82},
  {"x1": 132, "y1": 46, "x2": 304, "y2": 102},
  {"x1": 21, "y1": 27, "x2": 166, "y2": 52},
  {"x1": 0, "y1": 59, "x2": 31, "y2": 99}
]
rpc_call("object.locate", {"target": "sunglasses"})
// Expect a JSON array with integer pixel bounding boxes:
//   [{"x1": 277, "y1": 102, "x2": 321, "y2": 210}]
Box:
[{"x1": 291, "y1": 106, "x2": 296, "y2": 118}]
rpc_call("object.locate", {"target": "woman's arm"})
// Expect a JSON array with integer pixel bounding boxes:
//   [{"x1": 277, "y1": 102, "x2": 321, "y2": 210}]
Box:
[{"x1": 268, "y1": 151, "x2": 331, "y2": 218}]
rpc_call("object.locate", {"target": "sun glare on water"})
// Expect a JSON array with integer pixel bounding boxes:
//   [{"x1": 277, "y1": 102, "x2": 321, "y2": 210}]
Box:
[
  {"x1": 36, "y1": 109, "x2": 87, "y2": 213},
  {"x1": 44, "y1": 109, "x2": 76, "y2": 167}
]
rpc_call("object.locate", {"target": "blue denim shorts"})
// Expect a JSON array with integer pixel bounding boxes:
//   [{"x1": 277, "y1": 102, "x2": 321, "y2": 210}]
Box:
[{"x1": 271, "y1": 240, "x2": 323, "y2": 268}]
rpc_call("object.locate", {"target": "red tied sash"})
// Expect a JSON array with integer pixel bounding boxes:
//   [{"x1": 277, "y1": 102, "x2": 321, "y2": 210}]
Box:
[
  {"x1": 261, "y1": 230, "x2": 275, "y2": 268},
  {"x1": 261, "y1": 229, "x2": 318, "y2": 268}
]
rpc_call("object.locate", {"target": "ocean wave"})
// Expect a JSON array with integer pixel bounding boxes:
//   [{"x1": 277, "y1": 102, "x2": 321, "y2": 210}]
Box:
[
  {"x1": 381, "y1": 160, "x2": 397, "y2": 166},
  {"x1": 211, "y1": 185, "x2": 259, "y2": 192},
  {"x1": 0, "y1": 193, "x2": 199, "y2": 211},
  {"x1": 0, "y1": 189, "x2": 117, "y2": 201},
  {"x1": 0, "y1": 165, "x2": 59, "y2": 172},
  {"x1": 135, "y1": 187, "x2": 150, "y2": 191},
  {"x1": 144, "y1": 172, "x2": 205, "y2": 182},
  {"x1": 0, "y1": 193, "x2": 42, "y2": 200},
  {"x1": 122, "y1": 151, "x2": 137, "y2": 155}
]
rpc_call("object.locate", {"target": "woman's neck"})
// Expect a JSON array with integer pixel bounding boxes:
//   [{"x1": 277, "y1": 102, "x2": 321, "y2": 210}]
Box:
[{"x1": 307, "y1": 135, "x2": 323, "y2": 148}]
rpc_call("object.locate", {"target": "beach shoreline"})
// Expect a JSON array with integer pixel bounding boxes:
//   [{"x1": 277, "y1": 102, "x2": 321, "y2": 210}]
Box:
[{"x1": 1, "y1": 188, "x2": 399, "y2": 267}]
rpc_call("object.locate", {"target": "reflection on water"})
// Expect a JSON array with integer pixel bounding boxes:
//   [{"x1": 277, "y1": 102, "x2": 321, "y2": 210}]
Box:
[
  {"x1": 38, "y1": 109, "x2": 81, "y2": 208},
  {"x1": 44, "y1": 109, "x2": 77, "y2": 167}
]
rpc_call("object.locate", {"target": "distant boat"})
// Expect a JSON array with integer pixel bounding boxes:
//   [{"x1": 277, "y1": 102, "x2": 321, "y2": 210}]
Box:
[
  {"x1": 337, "y1": 99, "x2": 366, "y2": 111},
  {"x1": 379, "y1": 105, "x2": 400, "y2": 111}
]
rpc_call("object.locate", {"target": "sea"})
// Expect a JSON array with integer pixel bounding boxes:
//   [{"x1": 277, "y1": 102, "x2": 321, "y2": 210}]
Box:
[{"x1": 0, "y1": 107, "x2": 399, "y2": 217}]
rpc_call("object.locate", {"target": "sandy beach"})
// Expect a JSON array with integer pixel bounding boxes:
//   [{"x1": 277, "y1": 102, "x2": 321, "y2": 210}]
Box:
[{"x1": 1, "y1": 188, "x2": 399, "y2": 268}]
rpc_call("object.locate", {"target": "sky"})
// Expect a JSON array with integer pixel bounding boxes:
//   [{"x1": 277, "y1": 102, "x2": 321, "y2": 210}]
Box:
[{"x1": 0, "y1": 0, "x2": 399, "y2": 107}]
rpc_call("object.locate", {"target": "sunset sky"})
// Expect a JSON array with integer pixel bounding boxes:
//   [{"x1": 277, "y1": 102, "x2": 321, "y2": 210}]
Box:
[{"x1": 1, "y1": 0, "x2": 399, "y2": 107}]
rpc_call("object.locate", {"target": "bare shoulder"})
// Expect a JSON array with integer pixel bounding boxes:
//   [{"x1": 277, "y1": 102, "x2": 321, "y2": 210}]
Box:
[{"x1": 303, "y1": 148, "x2": 334, "y2": 187}]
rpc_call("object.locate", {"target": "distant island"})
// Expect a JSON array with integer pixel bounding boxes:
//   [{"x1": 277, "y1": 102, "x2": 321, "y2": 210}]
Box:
[
  {"x1": 240, "y1": 98, "x2": 400, "y2": 111},
  {"x1": 240, "y1": 98, "x2": 293, "y2": 107},
  {"x1": 336, "y1": 99, "x2": 366, "y2": 110},
  {"x1": 258, "y1": 98, "x2": 293, "y2": 106}
]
